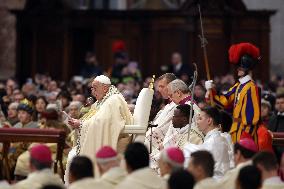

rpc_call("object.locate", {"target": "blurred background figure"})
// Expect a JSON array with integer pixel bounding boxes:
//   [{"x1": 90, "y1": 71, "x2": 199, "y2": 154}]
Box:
[
  {"x1": 35, "y1": 96, "x2": 48, "y2": 120},
  {"x1": 261, "y1": 99, "x2": 272, "y2": 126},
  {"x1": 80, "y1": 52, "x2": 103, "y2": 79},
  {"x1": 168, "y1": 169, "x2": 195, "y2": 189},
  {"x1": 236, "y1": 165, "x2": 262, "y2": 189},
  {"x1": 252, "y1": 151, "x2": 283, "y2": 188},
  {"x1": 7, "y1": 102, "x2": 19, "y2": 126},
  {"x1": 13, "y1": 144, "x2": 64, "y2": 189},
  {"x1": 67, "y1": 101, "x2": 82, "y2": 119},
  {"x1": 269, "y1": 93, "x2": 284, "y2": 159},
  {"x1": 68, "y1": 156, "x2": 95, "y2": 188},
  {"x1": 168, "y1": 52, "x2": 193, "y2": 84}
]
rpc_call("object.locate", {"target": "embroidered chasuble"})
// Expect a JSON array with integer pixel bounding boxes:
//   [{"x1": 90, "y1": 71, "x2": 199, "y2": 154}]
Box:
[{"x1": 65, "y1": 86, "x2": 132, "y2": 182}]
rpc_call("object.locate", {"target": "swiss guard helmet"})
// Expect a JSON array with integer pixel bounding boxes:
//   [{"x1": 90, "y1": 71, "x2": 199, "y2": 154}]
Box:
[{"x1": 228, "y1": 42, "x2": 260, "y2": 71}]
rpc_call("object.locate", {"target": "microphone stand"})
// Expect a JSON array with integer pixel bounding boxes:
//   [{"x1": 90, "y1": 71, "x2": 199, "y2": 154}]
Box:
[{"x1": 148, "y1": 122, "x2": 158, "y2": 154}]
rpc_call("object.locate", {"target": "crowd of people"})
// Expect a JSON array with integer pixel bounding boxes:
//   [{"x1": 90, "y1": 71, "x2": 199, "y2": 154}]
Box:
[{"x1": 0, "y1": 41, "x2": 283, "y2": 189}]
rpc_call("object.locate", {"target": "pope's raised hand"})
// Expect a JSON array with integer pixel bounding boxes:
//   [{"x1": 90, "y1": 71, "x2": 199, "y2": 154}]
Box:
[{"x1": 68, "y1": 118, "x2": 81, "y2": 129}]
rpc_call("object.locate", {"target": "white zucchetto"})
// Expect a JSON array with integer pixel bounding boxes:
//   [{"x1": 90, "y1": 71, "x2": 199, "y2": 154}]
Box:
[{"x1": 94, "y1": 75, "x2": 111, "y2": 85}]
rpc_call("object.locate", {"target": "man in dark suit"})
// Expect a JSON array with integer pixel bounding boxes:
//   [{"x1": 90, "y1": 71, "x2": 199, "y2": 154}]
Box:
[
  {"x1": 269, "y1": 93, "x2": 284, "y2": 159},
  {"x1": 169, "y1": 52, "x2": 193, "y2": 84},
  {"x1": 269, "y1": 93, "x2": 284, "y2": 132}
]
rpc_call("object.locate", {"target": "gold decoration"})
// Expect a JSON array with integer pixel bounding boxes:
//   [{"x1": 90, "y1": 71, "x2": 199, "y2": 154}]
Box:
[
  {"x1": 80, "y1": 108, "x2": 97, "y2": 122},
  {"x1": 148, "y1": 75, "x2": 155, "y2": 89},
  {"x1": 20, "y1": 98, "x2": 34, "y2": 108}
]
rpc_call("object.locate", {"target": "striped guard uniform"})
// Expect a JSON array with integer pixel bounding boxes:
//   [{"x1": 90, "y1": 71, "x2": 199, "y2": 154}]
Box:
[{"x1": 212, "y1": 75, "x2": 260, "y2": 143}]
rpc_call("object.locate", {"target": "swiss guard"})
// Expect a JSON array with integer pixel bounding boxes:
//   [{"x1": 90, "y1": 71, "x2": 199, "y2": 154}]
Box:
[{"x1": 205, "y1": 42, "x2": 261, "y2": 143}]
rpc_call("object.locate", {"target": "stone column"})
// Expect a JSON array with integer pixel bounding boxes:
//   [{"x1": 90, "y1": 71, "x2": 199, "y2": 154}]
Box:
[{"x1": 0, "y1": 0, "x2": 25, "y2": 80}]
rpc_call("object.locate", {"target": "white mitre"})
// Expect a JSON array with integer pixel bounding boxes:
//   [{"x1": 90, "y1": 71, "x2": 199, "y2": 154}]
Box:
[{"x1": 94, "y1": 75, "x2": 111, "y2": 85}]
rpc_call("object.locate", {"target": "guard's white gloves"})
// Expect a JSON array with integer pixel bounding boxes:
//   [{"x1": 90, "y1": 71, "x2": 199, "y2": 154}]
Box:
[{"x1": 205, "y1": 80, "x2": 213, "y2": 90}]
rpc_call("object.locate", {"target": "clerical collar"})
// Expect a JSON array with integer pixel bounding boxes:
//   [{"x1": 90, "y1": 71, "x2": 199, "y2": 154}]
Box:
[
  {"x1": 239, "y1": 75, "x2": 252, "y2": 84},
  {"x1": 179, "y1": 95, "x2": 192, "y2": 105},
  {"x1": 277, "y1": 112, "x2": 284, "y2": 116},
  {"x1": 179, "y1": 124, "x2": 189, "y2": 134},
  {"x1": 175, "y1": 62, "x2": 182, "y2": 71},
  {"x1": 264, "y1": 176, "x2": 283, "y2": 184},
  {"x1": 204, "y1": 128, "x2": 219, "y2": 140}
]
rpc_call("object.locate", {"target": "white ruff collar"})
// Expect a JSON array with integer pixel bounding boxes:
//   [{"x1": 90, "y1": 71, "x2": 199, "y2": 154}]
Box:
[{"x1": 239, "y1": 75, "x2": 252, "y2": 84}]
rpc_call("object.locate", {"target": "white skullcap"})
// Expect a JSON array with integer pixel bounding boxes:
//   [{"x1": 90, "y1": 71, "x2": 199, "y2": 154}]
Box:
[{"x1": 94, "y1": 75, "x2": 111, "y2": 85}]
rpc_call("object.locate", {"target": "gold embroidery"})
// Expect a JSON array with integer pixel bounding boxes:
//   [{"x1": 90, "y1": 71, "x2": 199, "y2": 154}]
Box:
[{"x1": 80, "y1": 108, "x2": 97, "y2": 122}]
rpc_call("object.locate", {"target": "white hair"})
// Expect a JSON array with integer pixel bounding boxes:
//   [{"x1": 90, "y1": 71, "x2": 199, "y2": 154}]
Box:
[
  {"x1": 46, "y1": 103, "x2": 59, "y2": 112},
  {"x1": 68, "y1": 101, "x2": 82, "y2": 109},
  {"x1": 9, "y1": 102, "x2": 19, "y2": 109},
  {"x1": 168, "y1": 79, "x2": 190, "y2": 94},
  {"x1": 96, "y1": 156, "x2": 118, "y2": 165}
]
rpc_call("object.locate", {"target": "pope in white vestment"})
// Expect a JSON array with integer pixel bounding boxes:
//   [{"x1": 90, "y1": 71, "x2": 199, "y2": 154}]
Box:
[
  {"x1": 66, "y1": 75, "x2": 132, "y2": 182},
  {"x1": 79, "y1": 91, "x2": 132, "y2": 163}
]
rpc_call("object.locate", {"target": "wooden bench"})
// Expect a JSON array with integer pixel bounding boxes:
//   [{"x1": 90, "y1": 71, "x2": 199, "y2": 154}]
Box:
[
  {"x1": 0, "y1": 128, "x2": 66, "y2": 181},
  {"x1": 272, "y1": 132, "x2": 284, "y2": 147}
]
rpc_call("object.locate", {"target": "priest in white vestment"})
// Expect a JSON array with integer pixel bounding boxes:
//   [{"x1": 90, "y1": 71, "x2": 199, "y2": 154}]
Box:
[
  {"x1": 150, "y1": 104, "x2": 204, "y2": 171},
  {"x1": 68, "y1": 156, "x2": 108, "y2": 189},
  {"x1": 144, "y1": 73, "x2": 177, "y2": 151},
  {"x1": 149, "y1": 79, "x2": 203, "y2": 171},
  {"x1": 66, "y1": 75, "x2": 132, "y2": 181},
  {"x1": 95, "y1": 146, "x2": 127, "y2": 189},
  {"x1": 162, "y1": 79, "x2": 202, "y2": 149},
  {"x1": 217, "y1": 137, "x2": 258, "y2": 189},
  {"x1": 158, "y1": 147, "x2": 185, "y2": 180},
  {"x1": 252, "y1": 151, "x2": 284, "y2": 189},
  {"x1": 116, "y1": 142, "x2": 166, "y2": 189},
  {"x1": 13, "y1": 144, "x2": 64, "y2": 189},
  {"x1": 187, "y1": 150, "x2": 220, "y2": 189},
  {"x1": 183, "y1": 106, "x2": 231, "y2": 179}
]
